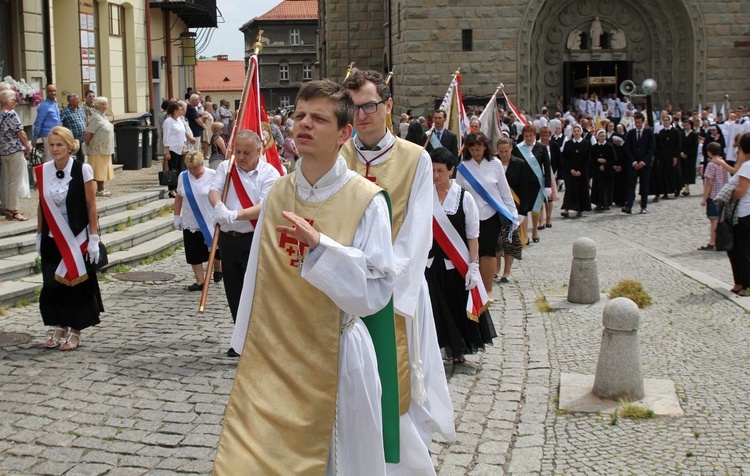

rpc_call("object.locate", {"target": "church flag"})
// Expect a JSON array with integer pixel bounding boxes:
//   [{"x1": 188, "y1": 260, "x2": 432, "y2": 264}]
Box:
[
  {"x1": 500, "y1": 84, "x2": 528, "y2": 127},
  {"x1": 711, "y1": 103, "x2": 717, "y2": 120},
  {"x1": 720, "y1": 103, "x2": 726, "y2": 118},
  {"x1": 478, "y1": 88, "x2": 503, "y2": 152},
  {"x1": 240, "y1": 55, "x2": 286, "y2": 176}
]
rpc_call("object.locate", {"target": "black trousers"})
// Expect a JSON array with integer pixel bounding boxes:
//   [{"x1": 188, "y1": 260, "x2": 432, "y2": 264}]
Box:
[
  {"x1": 218, "y1": 230, "x2": 253, "y2": 322},
  {"x1": 625, "y1": 165, "x2": 651, "y2": 210},
  {"x1": 167, "y1": 152, "x2": 184, "y2": 191},
  {"x1": 728, "y1": 216, "x2": 750, "y2": 288}
]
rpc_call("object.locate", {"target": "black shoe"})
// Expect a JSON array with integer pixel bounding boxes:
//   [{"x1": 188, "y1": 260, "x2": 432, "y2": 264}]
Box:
[
  {"x1": 537, "y1": 226, "x2": 545, "y2": 230},
  {"x1": 187, "y1": 282, "x2": 203, "y2": 291},
  {"x1": 500, "y1": 276, "x2": 510, "y2": 283},
  {"x1": 621, "y1": 207, "x2": 632, "y2": 214},
  {"x1": 640, "y1": 208, "x2": 648, "y2": 214},
  {"x1": 545, "y1": 223, "x2": 552, "y2": 228},
  {"x1": 213, "y1": 272, "x2": 223, "y2": 283},
  {"x1": 226, "y1": 348, "x2": 240, "y2": 358},
  {"x1": 532, "y1": 237, "x2": 540, "y2": 243}
]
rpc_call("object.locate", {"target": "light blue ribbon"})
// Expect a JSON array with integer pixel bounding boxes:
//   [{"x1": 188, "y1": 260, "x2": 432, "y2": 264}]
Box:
[
  {"x1": 457, "y1": 162, "x2": 515, "y2": 228},
  {"x1": 182, "y1": 171, "x2": 213, "y2": 248}
]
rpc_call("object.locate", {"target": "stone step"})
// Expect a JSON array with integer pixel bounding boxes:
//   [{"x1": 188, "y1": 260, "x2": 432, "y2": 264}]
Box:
[
  {"x1": 0, "y1": 215, "x2": 179, "y2": 282},
  {"x1": 0, "y1": 196, "x2": 173, "y2": 259},
  {"x1": 0, "y1": 187, "x2": 168, "y2": 240}
]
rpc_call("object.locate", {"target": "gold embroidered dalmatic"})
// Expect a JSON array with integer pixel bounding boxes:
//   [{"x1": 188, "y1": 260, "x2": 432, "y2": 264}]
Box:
[
  {"x1": 341, "y1": 137, "x2": 423, "y2": 414},
  {"x1": 213, "y1": 172, "x2": 382, "y2": 475}
]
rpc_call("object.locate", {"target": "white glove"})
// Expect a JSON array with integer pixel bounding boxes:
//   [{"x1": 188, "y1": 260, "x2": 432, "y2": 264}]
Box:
[
  {"x1": 214, "y1": 202, "x2": 238, "y2": 226},
  {"x1": 87, "y1": 234, "x2": 100, "y2": 265},
  {"x1": 465, "y1": 262, "x2": 481, "y2": 290},
  {"x1": 173, "y1": 215, "x2": 182, "y2": 231},
  {"x1": 512, "y1": 215, "x2": 522, "y2": 231},
  {"x1": 35, "y1": 233, "x2": 42, "y2": 256},
  {"x1": 544, "y1": 187, "x2": 552, "y2": 199}
]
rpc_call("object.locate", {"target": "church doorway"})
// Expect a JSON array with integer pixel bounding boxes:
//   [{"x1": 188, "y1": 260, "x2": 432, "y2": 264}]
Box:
[{"x1": 563, "y1": 60, "x2": 632, "y2": 112}]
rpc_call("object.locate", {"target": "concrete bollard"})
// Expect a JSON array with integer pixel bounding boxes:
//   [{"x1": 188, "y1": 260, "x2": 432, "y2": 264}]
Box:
[
  {"x1": 592, "y1": 297, "x2": 644, "y2": 400},
  {"x1": 567, "y1": 237, "x2": 600, "y2": 304}
]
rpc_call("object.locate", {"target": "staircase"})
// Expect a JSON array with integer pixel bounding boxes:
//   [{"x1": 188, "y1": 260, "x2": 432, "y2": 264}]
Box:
[{"x1": 0, "y1": 188, "x2": 184, "y2": 308}]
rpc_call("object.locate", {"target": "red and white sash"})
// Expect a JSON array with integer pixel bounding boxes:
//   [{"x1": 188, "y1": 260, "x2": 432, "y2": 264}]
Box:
[
  {"x1": 229, "y1": 164, "x2": 258, "y2": 228},
  {"x1": 35, "y1": 163, "x2": 89, "y2": 286},
  {"x1": 431, "y1": 190, "x2": 489, "y2": 322}
]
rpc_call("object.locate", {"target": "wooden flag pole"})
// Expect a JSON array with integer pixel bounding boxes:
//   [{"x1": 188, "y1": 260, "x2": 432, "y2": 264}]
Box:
[
  {"x1": 198, "y1": 31, "x2": 264, "y2": 313},
  {"x1": 423, "y1": 68, "x2": 461, "y2": 149}
]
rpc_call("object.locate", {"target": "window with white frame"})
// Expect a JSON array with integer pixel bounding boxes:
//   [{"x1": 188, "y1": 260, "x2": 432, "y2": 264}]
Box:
[
  {"x1": 290, "y1": 29, "x2": 300, "y2": 45},
  {"x1": 302, "y1": 61, "x2": 312, "y2": 81},
  {"x1": 279, "y1": 62, "x2": 289, "y2": 81},
  {"x1": 280, "y1": 96, "x2": 290, "y2": 108}
]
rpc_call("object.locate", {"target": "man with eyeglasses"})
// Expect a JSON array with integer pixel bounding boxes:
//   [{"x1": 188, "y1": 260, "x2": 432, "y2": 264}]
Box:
[{"x1": 342, "y1": 69, "x2": 455, "y2": 475}]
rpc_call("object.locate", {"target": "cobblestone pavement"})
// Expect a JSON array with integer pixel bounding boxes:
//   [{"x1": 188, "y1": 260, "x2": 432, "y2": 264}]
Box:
[{"x1": 1, "y1": 179, "x2": 749, "y2": 475}]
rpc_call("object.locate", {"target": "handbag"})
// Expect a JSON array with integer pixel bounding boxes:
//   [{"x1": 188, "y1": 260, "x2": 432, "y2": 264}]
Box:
[
  {"x1": 715, "y1": 220, "x2": 734, "y2": 252},
  {"x1": 159, "y1": 169, "x2": 178, "y2": 188},
  {"x1": 95, "y1": 241, "x2": 109, "y2": 271}
]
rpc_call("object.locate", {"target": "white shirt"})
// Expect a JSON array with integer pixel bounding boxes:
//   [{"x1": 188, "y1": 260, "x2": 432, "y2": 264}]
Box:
[
  {"x1": 209, "y1": 159, "x2": 280, "y2": 233},
  {"x1": 176, "y1": 168, "x2": 216, "y2": 232},
  {"x1": 731, "y1": 161, "x2": 750, "y2": 218},
  {"x1": 456, "y1": 157, "x2": 519, "y2": 223},
  {"x1": 427, "y1": 180, "x2": 479, "y2": 270},
  {"x1": 48, "y1": 159, "x2": 94, "y2": 228},
  {"x1": 162, "y1": 116, "x2": 186, "y2": 155}
]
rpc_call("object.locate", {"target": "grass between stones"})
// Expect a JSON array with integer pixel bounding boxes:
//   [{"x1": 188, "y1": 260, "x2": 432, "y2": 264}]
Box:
[
  {"x1": 609, "y1": 279, "x2": 652, "y2": 308},
  {"x1": 535, "y1": 295, "x2": 554, "y2": 313}
]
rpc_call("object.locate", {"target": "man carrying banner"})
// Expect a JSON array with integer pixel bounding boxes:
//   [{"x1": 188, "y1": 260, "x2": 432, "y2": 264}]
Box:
[
  {"x1": 342, "y1": 69, "x2": 455, "y2": 475},
  {"x1": 208, "y1": 130, "x2": 279, "y2": 356},
  {"x1": 213, "y1": 79, "x2": 398, "y2": 475}
]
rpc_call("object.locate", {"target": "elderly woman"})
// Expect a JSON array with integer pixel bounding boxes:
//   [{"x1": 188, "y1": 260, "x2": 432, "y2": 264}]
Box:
[
  {"x1": 173, "y1": 151, "x2": 222, "y2": 290},
  {"x1": 84, "y1": 96, "x2": 115, "y2": 197},
  {"x1": 456, "y1": 131, "x2": 519, "y2": 301},
  {"x1": 282, "y1": 126, "x2": 299, "y2": 171},
  {"x1": 427, "y1": 147, "x2": 494, "y2": 364},
  {"x1": 0, "y1": 89, "x2": 32, "y2": 221},
  {"x1": 37, "y1": 126, "x2": 102, "y2": 351},
  {"x1": 201, "y1": 101, "x2": 214, "y2": 158}
]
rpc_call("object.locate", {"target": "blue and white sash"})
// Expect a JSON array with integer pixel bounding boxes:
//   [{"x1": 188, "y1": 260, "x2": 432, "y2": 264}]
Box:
[
  {"x1": 517, "y1": 143, "x2": 544, "y2": 212},
  {"x1": 182, "y1": 171, "x2": 213, "y2": 248},
  {"x1": 456, "y1": 162, "x2": 515, "y2": 229}
]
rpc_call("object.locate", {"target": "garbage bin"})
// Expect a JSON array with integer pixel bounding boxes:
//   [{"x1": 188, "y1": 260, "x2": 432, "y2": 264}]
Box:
[
  {"x1": 114, "y1": 122, "x2": 143, "y2": 170},
  {"x1": 140, "y1": 126, "x2": 156, "y2": 168}
]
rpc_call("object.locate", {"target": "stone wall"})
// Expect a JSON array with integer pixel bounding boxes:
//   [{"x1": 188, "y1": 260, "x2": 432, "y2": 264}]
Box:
[{"x1": 321, "y1": 0, "x2": 750, "y2": 118}]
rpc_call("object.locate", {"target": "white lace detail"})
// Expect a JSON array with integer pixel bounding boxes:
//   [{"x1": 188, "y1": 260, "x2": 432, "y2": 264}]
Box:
[{"x1": 443, "y1": 181, "x2": 462, "y2": 215}]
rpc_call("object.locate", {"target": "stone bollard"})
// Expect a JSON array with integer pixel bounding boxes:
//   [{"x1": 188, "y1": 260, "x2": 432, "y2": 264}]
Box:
[
  {"x1": 567, "y1": 237, "x2": 600, "y2": 304},
  {"x1": 592, "y1": 297, "x2": 644, "y2": 400}
]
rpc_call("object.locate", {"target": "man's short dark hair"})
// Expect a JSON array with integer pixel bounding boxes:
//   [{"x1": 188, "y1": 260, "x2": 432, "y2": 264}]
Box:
[
  {"x1": 434, "y1": 109, "x2": 447, "y2": 119},
  {"x1": 634, "y1": 112, "x2": 645, "y2": 121},
  {"x1": 342, "y1": 70, "x2": 391, "y2": 101},
  {"x1": 296, "y1": 79, "x2": 354, "y2": 129}
]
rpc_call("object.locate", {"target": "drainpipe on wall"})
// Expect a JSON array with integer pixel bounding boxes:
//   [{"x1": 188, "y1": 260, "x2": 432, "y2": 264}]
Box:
[
  {"x1": 164, "y1": 12, "x2": 173, "y2": 100},
  {"x1": 145, "y1": 0, "x2": 154, "y2": 114}
]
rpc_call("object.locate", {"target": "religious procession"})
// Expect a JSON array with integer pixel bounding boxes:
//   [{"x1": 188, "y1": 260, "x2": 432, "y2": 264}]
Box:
[{"x1": 2, "y1": 0, "x2": 750, "y2": 474}]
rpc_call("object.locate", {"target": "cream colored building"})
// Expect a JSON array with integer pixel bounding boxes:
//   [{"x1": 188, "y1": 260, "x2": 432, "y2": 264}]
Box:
[{"x1": 1, "y1": 0, "x2": 216, "y2": 126}]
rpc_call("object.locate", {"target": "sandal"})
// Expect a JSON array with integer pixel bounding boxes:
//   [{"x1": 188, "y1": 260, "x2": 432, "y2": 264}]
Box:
[
  {"x1": 8, "y1": 212, "x2": 29, "y2": 221},
  {"x1": 44, "y1": 326, "x2": 68, "y2": 349},
  {"x1": 59, "y1": 330, "x2": 81, "y2": 351},
  {"x1": 698, "y1": 244, "x2": 714, "y2": 251}
]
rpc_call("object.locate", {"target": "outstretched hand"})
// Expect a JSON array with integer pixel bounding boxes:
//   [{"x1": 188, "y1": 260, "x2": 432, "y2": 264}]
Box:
[{"x1": 276, "y1": 211, "x2": 320, "y2": 249}]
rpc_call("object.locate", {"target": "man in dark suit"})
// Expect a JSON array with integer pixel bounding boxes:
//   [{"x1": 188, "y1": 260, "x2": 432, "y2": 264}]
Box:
[
  {"x1": 622, "y1": 112, "x2": 656, "y2": 214},
  {"x1": 427, "y1": 109, "x2": 459, "y2": 158}
]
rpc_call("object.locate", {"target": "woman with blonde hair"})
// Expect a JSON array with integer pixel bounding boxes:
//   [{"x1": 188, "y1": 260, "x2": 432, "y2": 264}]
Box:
[
  {"x1": 84, "y1": 96, "x2": 115, "y2": 197},
  {"x1": 36, "y1": 126, "x2": 103, "y2": 351},
  {"x1": 173, "y1": 150, "x2": 222, "y2": 290}
]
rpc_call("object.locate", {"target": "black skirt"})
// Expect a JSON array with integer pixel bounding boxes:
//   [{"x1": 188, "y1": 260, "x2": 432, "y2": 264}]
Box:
[
  {"x1": 39, "y1": 235, "x2": 103, "y2": 330},
  {"x1": 183, "y1": 229, "x2": 220, "y2": 264},
  {"x1": 426, "y1": 257, "x2": 496, "y2": 359},
  {"x1": 478, "y1": 214, "x2": 501, "y2": 257}
]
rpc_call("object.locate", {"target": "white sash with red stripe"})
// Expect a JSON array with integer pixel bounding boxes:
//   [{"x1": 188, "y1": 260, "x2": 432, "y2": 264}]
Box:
[
  {"x1": 35, "y1": 162, "x2": 89, "y2": 286},
  {"x1": 229, "y1": 164, "x2": 258, "y2": 228},
  {"x1": 431, "y1": 189, "x2": 489, "y2": 321}
]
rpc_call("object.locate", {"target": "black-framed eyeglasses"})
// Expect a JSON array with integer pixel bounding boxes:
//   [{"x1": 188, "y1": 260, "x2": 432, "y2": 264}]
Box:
[{"x1": 354, "y1": 99, "x2": 387, "y2": 115}]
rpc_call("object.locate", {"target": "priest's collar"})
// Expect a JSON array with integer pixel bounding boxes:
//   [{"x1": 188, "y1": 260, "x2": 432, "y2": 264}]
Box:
[
  {"x1": 355, "y1": 130, "x2": 394, "y2": 152},
  {"x1": 295, "y1": 155, "x2": 349, "y2": 198}
]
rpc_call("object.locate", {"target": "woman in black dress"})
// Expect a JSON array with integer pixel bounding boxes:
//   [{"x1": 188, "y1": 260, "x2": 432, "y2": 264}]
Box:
[
  {"x1": 36, "y1": 126, "x2": 103, "y2": 351},
  {"x1": 560, "y1": 125, "x2": 591, "y2": 217},
  {"x1": 426, "y1": 148, "x2": 495, "y2": 363},
  {"x1": 656, "y1": 115, "x2": 682, "y2": 199},
  {"x1": 680, "y1": 118, "x2": 699, "y2": 195},
  {"x1": 590, "y1": 129, "x2": 616, "y2": 211}
]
